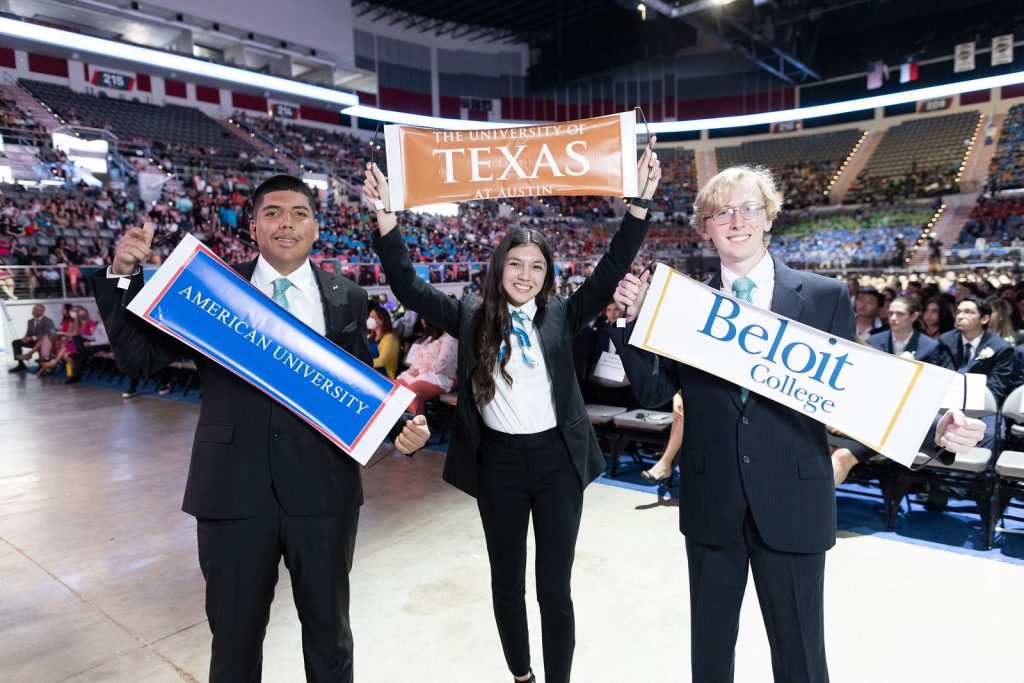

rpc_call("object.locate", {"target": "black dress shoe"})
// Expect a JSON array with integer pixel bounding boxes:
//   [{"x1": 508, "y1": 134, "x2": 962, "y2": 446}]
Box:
[
  {"x1": 8, "y1": 363, "x2": 26, "y2": 373},
  {"x1": 513, "y1": 671, "x2": 536, "y2": 683}
]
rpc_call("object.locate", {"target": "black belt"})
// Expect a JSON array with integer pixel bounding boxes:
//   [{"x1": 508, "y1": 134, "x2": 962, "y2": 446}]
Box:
[{"x1": 481, "y1": 424, "x2": 561, "y2": 448}]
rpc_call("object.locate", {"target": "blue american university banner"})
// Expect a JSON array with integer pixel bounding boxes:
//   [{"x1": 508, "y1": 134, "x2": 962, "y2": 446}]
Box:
[
  {"x1": 127, "y1": 235, "x2": 415, "y2": 465},
  {"x1": 630, "y1": 265, "x2": 959, "y2": 466}
]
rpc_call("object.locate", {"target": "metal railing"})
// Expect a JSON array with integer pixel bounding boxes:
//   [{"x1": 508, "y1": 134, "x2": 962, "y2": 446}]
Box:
[{"x1": 0, "y1": 264, "x2": 96, "y2": 300}]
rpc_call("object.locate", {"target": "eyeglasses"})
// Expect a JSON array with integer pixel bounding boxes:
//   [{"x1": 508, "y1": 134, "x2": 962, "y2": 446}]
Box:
[{"x1": 705, "y1": 203, "x2": 765, "y2": 226}]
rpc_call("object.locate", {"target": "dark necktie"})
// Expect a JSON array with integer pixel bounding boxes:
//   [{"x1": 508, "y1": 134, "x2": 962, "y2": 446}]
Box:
[{"x1": 959, "y1": 342, "x2": 973, "y2": 371}]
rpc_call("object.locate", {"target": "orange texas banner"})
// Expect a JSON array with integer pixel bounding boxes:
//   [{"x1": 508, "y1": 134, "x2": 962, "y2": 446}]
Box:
[{"x1": 383, "y1": 112, "x2": 638, "y2": 210}]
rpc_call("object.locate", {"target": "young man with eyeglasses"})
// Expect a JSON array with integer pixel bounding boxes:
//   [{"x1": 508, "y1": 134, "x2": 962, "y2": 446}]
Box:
[{"x1": 610, "y1": 165, "x2": 984, "y2": 682}]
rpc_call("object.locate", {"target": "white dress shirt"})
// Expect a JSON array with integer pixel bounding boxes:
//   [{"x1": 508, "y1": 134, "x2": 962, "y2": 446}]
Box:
[
  {"x1": 891, "y1": 332, "x2": 911, "y2": 356},
  {"x1": 477, "y1": 297, "x2": 558, "y2": 434},
  {"x1": 719, "y1": 251, "x2": 775, "y2": 310},
  {"x1": 251, "y1": 257, "x2": 325, "y2": 335}
]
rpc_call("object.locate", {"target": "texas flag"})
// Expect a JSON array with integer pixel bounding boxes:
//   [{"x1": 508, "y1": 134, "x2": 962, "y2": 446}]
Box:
[{"x1": 899, "y1": 58, "x2": 919, "y2": 84}]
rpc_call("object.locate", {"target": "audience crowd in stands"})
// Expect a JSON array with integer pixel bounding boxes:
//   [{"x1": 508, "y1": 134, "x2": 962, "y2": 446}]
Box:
[
  {"x1": 949, "y1": 195, "x2": 1024, "y2": 264},
  {"x1": 987, "y1": 103, "x2": 1024, "y2": 193}
]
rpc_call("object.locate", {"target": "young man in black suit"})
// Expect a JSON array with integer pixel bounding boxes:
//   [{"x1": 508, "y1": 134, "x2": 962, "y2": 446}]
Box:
[
  {"x1": 938, "y1": 296, "x2": 1016, "y2": 449},
  {"x1": 611, "y1": 166, "x2": 984, "y2": 682},
  {"x1": 94, "y1": 175, "x2": 429, "y2": 683}
]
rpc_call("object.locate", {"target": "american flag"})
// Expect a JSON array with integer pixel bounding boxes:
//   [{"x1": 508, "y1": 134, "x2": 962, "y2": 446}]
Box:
[{"x1": 866, "y1": 60, "x2": 887, "y2": 90}]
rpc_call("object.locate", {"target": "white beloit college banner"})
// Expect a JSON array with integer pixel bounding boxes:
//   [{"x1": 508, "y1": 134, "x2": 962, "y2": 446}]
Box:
[{"x1": 629, "y1": 265, "x2": 959, "y2": 466}]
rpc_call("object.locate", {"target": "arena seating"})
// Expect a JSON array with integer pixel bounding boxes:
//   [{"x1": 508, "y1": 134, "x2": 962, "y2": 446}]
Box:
[
  {"x1": 947, "y1": 194, "x2": 1024, "y2": 264},
  {"x1": 716, "y1": 129, "x2": 862, "y2": 208},
  {"x1": 987, "y1": 103, "x2": 1024, "y2": 192},
  {"x1": 769, "y1": 204, "x2": 934, "y2": 269},
  {"x1": 19, "y1": 80, "x2": 272, "y2": 174},
  {"x1": 845, "y1": 111, "x2": 980, "y2": 204}
]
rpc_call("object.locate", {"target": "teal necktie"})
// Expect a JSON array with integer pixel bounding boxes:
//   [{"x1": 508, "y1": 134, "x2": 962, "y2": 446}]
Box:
[
  {"x1": 271, "y1": 277, "x2": 293, "y2": 311},
  {"x1": 501, "y1": 309, "x2": 538, "y2": 366},
  {"x1": 732, "y1": 277, "x2": 756, "y2": 403}
]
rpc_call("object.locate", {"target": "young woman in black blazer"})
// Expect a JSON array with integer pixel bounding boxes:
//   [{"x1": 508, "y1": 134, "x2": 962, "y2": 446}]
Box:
[{"x1": 363, "y1": 149, "x2": 660, "y2": 683}]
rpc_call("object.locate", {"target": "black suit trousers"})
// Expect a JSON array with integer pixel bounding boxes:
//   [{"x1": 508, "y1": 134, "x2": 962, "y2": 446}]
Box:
[
  {"x1": 476, "y1": 426, "x2": 583, "y2": 683},
  {"x1": 197, "y1": 491, "x2": 359, "y2": 683},
  {"x1": 686, "y1": 512, "x2": 828, "y2": 683}
]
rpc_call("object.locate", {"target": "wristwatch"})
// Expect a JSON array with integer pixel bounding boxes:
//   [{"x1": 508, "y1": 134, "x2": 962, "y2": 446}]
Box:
[{"x1": 626, "y1": 197, "x2": 652, "y2": 209}]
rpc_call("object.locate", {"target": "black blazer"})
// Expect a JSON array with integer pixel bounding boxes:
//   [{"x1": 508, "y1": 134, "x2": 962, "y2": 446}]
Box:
[
  {"x1": 868, "y1": 329, "x2": 954, "y2": 369},
  {"x1": 937, "y1": 329, "x2": 1016, "y2": 404},
  {"x1": 612, "y1": 258, "x2": 855, "y2": 554},
  {"x1": 93, "y1": 261, "x2": 403, "y2": 520},
  {"x1": 373, "y1": 212, "x2": 650, "y2": 497}
]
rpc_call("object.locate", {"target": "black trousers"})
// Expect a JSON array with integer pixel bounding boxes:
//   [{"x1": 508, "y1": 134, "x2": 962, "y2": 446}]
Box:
[
  {"x1": 477, "y1": 426, "x2": 583, "y2": 683},
  {"x1": 197, "y1": 490, "x2": 359, "y2": 683},
  {"x1": 70, "y1": 335, "x2": 110, "y2": 378},
  {"x1": 686, "y1": 512, "x2": 828, "y2": 683},
  {"x1": 11, "y1": 337, "x2": 35, "y2": 361}
]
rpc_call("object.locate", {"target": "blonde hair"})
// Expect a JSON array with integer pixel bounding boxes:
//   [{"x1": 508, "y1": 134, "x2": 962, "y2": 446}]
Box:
[{"x1": 690, "y1": 165, "x2": 782, "y2": 245}]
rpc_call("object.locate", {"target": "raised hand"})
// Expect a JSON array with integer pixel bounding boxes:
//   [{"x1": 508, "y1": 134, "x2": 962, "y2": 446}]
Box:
[
  {"x1": 934, "y1": 409, "x2": 986, "y2": 454},
  {"x1": 362, "y1": 162, "x2": 398, "y2": 234},
  {"x1": 395, "y1": 414, "x2": 430, "y2": 454},
  {"x1": 612, "y1": 269, "x2": 652, "y2": 323},
  {"x1": 636, "y1": 135, "x2": 662, "y2": 200},
  {"x1": 112, "y1": 222, "x2": 155, "y2": 276}
]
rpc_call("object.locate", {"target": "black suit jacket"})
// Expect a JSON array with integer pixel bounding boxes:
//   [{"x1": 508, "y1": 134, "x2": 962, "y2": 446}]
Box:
[
  {"x1": 937, "y1": 329, "x2": 1016, "y2": 404},
  {"x1": 867, "y1": 329, "x2": 954, "y2": 369},
  {"x1": 373, "y1": 212, "x2": 650, "y2": 498},
  {"x1": 612, "y1": 258, "x2": 855, "y2": 554},
  {"x1": 93, "y1": 260, "x2": 403, "y2": 520}
]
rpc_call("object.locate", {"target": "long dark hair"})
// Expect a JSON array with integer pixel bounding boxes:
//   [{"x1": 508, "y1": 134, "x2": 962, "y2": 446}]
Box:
[
  {"x1": 923, "y1": 295, "x2": 955, "y2": 336},
  {"x1": 472, "y1": 228, "x2": 556, "y2": 405}
]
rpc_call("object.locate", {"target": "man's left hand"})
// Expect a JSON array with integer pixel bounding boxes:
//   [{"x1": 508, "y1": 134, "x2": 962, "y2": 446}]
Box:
[
  {"x1": 395, "y1": 414, "x2": 430, "y2": 454},
  {"x1": 935, "y1": 409, "x2": 986, "y2": 454}
]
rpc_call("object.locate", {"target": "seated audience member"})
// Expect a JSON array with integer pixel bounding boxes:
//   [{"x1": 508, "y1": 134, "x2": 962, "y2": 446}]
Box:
[
  {"x1": 583, "y1": 301, "x2": 633, "y2": 404},
  {"x1": 922, "y1": 295, "x2": 955, "y2": 339},
  {"x1": 38, "y1": 305, "x2": 89, "y2": 377},
  {"x1": 367, "y1": 301, "x2": 399, "y2": 378},
  {"x1": 938, "y1": 296, "x2": 1015, "y2": 448},
  {"x1": 985, "y1": 296, "x2": 1023, "y2": 346},
  {"x1": 854, "y1": 288, "x2": 888, "y2": 342},
  {"x1": 9, "y1": 304, "x2": 54, "y2": 372},
  {"x1": 0, "y1": 262, "x2": 15, "y2": 299},
  {"x1": 393, "y1": 307, "x2": 420, "y2": 345},
  {"x1": 640, "y1": 391, "x2": 684, "y2": 484},
  {"x1": 395, "y1": 318, "x2": 458, "y2": 415},
  {"x1": 67, "y1": 314, "x2": 111, "y2": 384},
  {"x1": 831, "y1": 296, "x2": 955, "y2": 484}
]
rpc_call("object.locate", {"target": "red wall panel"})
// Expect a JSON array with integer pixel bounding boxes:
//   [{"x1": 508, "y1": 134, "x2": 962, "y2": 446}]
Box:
[
  {"x1": 164, "y1": 79, "x2": 187, "y2": 98},
  {"x1": 27, "y1": 53, "x2": 68, "y2": 78}
]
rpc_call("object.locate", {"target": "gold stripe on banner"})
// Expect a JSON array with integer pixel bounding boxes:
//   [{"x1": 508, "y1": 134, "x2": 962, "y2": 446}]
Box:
[
  {"x1": 642, "y1": 269, "x2": 681, "y2": 349},
  {"x1": 870, "y1": 359, "x2": 925, "y2": 451}
]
